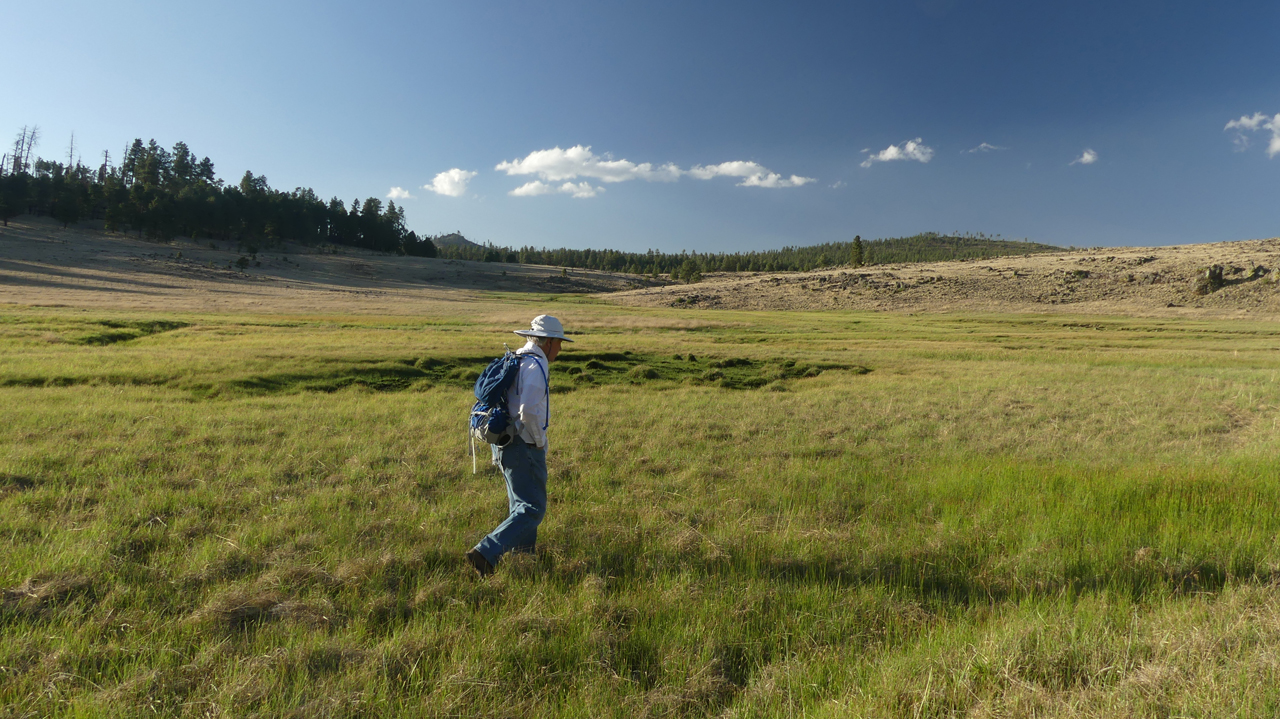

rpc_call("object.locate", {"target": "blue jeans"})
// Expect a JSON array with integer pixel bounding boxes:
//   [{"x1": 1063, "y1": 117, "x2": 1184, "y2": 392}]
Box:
[{"x1": 474, "y1": 440, "x2": 547, "y2": 566}]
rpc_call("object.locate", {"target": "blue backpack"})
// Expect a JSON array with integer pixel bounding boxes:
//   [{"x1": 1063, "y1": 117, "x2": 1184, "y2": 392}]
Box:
[
  {"x1": 470, "y1": 350, "x2": 523, "y2": 447},
  {"x1": 468, "y1": 349, "x2": 547, "y2": 472}
]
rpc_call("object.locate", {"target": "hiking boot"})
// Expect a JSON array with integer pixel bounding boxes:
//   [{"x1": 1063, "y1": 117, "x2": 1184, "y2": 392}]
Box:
[{"x1": 465, "y1": 549, "x2": 494, "y2": 577}]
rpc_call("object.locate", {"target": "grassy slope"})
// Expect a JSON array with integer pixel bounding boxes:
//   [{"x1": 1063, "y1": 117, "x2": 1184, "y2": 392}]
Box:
[{"x1": 3, "y1": 301, "x2": 1280, "y2": 717}]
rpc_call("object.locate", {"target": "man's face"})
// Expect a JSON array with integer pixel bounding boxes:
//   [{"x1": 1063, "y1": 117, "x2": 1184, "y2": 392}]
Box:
[{"x1": 545, "y1": 338, "x2": 563, "y2": 362}]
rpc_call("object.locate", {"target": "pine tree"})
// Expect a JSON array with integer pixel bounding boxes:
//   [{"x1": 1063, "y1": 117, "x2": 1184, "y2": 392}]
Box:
[{"x1": 0, "y1": 172, "x2": 28, "y2": 225}]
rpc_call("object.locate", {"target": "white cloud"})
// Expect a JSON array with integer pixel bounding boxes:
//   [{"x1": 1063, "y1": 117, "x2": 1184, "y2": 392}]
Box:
[
  {"x1": 965, "y1": 142, "x2": 1006, "y2": 153},
  {"x1": 1225, "y1": 112, "x2": 1280, "y2": 157},
  {"x1": 830, "y1": 180, "x2": 846, "y2": 189},
  {"x1": 386, "y1": 186, "x2": 413, "y2": 200},
  {"x1": 496, "y1": 145, "x2": 680, "y2": 184},
  {"x1": 495, "y1": 145, "x2": 813, "y2": 196},
  {"x1": 860, "y1": 138, "x2": 934, "y2": 167},
  {"x1": 687, "y1": 160, "x2": 815, "y2": 187},
  {"x1": 509, "y1": 180, "x2": 603, "y2": 199},
  {"x1": 1070, "y1": 149, "x2": 1098, "y2": 165},
  {"x1": 422, "y1": 168, "x2": 478, "y2": 197}
]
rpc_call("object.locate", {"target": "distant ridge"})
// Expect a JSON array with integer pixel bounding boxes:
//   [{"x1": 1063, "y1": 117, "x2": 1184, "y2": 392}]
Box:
[
  {"x1": 432, "y1": 233, "x2": 483, "y2": 249},
  {"x1": 433, "y1": 231, "x2": 1062, "y2": 277}
]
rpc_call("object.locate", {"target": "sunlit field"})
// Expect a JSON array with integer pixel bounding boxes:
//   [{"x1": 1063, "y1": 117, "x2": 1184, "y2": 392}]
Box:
[{"x1": 4, "y1": 299, "x2": 1280, "y2": 717}]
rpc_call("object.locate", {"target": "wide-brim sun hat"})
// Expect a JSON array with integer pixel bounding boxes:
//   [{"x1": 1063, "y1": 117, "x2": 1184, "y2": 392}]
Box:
[{"x1": 514, "y1": 314, "x2": 574, "y2": 342}]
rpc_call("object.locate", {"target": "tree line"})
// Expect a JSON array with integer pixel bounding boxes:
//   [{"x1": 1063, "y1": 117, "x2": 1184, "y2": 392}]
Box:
[
  {"x1": 2, "y1": 126, "x2": 1059, "y2": 281},
  {"x1": 434, "y1": 232, "x2": 1061, "y2": 282},
  {"x1": 0, "y1": 126, "x2": 437, "y2": 257}
]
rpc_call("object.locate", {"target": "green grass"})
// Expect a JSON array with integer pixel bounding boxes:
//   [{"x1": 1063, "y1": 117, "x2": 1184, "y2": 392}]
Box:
[{"x1": 3, "y1": 303, "x2": 1280, "y2": 717}]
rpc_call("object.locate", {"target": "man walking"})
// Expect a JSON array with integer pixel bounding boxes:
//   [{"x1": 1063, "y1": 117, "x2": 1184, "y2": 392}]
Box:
[{"x1": 465, "y1": 315, "x2": 571, "y2": 577}]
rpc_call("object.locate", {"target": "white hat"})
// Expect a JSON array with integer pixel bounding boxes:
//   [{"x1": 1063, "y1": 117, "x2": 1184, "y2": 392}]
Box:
[{"x1": 514, "y1": 314, "x2": 574, "y2": 342}]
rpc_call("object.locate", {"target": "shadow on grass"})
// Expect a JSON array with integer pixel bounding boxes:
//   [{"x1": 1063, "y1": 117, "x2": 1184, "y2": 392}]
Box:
[
  {"x1": 225, "y1": 365, "x2": 427, "y2": 394},
  {"x1": 1, "y1": 572, "x2": 101, "y2": 626},
  {"x1": 1, "y1": 347, "x2": 873, "y2": 398},
  {"x1": 0, "y1": 374, "x2": 173, "y2": 389},
  {"x1": 557, "y1": 539, "x2": 1256, "y2": 607},
  {"x1": 201, "y1": 355, "x2": 500, "y2": 397},
  {"x1": 554, "y1": 351, "x2": 870, "y2": 390},
  {"x1": 74, "y1": 319, "x2": 190, "y2": 345},
  {"x1": 737, "y1": 552, "x2": 1253, "y2": 605},
  {"x1": 0, "y1": 473, "x2": 37, "y2": 493},
  {"x1": 205, "y1": 352, "x2": 873, "y2": 397}
]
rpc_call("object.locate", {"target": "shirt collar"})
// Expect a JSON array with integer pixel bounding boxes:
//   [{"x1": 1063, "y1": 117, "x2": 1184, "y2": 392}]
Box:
[{"x1": 518, "y1": 340, "x2": 548, "y2": 360}]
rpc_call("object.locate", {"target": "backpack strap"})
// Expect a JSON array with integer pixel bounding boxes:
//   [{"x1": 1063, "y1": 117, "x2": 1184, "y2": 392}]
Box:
[
  {"x1": 532, "y1": 355, "x2": 549, "y2": 431},
  {"x1": 513, "y1": 351, "x2": 550, "y2": 431}
]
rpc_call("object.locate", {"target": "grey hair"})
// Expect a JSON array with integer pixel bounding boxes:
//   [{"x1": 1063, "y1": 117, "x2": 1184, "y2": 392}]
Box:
[{"x1": 528, "y1": 336, "x2": 552, "y2": 348}]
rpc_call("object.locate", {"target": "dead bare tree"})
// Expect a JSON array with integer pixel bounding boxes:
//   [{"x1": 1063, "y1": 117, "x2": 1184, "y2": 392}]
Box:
[
  {"x1": 10, "y1": 127, "x2": 27, "y2": 174},
  {"x1": 11, "y1": 125, "x2": 39, "y2": 174},
  {"x1": 25, "y1": 126, "x2": 39, "y2": 169}
]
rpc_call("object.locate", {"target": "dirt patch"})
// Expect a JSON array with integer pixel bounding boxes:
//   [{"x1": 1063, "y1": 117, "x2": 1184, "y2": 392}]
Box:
[{"x1": 610, "y1": 239, "x2": 1280, "y2": 317}]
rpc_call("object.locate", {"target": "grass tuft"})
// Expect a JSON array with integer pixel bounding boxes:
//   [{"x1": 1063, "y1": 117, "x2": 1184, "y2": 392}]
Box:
[
  {"x1": 628, "y1": 365, "x2": 659, "y2": 380},
  {"x1": 3, "y1": 572, "x2": 99, "y2": 619}
]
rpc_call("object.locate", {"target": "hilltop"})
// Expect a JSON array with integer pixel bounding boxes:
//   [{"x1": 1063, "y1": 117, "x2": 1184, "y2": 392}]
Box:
[{"x1": 431, "y1": 232, "x2": 484, "y2": 249}]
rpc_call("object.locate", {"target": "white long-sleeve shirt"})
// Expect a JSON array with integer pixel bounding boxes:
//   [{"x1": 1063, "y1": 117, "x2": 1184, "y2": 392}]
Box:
[{"x1": 508, "y1": 341, "x2": 550, "y2": 449}]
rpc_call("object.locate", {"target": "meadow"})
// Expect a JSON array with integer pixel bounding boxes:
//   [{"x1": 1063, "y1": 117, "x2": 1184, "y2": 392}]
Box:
[{"x1": 3, "y1": 298, "x2": 1280, "y2": 717}]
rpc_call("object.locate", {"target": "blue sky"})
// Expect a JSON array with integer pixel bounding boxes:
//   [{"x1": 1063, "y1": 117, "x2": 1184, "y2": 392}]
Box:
[{"x1": 5, "y1": 0, "x2": 1278, "y2": 251}]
